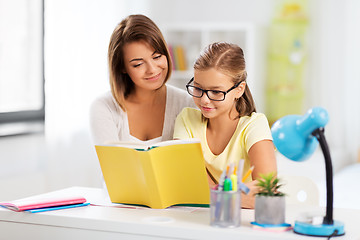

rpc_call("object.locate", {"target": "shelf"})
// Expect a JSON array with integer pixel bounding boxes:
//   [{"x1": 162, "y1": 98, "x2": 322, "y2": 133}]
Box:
[
  {"x1": 162, "y1": 22, "x2": 256, "y2": 81},
  {"x1": 161, "y1": 22, "x2": 265, "y2": 111}
]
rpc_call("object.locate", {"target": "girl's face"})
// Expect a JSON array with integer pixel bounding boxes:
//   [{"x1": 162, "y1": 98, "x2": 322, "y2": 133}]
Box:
[
  {"x1": 123, "y1": 41, "x2": 168, "y2": 91},
  {"x1": 192, "y1": 68, "x2": 245, "y2": 120}
]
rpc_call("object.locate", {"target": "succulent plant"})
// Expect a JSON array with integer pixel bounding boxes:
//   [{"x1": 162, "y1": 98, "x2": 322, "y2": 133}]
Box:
[{"x1": 256, "y1": 172, "x2": 285, "y2": 197}]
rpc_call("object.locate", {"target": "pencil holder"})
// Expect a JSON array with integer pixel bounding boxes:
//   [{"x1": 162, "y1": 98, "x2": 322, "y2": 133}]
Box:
[{"x1": 210, "y1": 189, "x2": 241, "y2": 228}]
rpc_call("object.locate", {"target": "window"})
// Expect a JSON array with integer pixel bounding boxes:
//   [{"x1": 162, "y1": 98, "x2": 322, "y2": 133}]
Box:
[{"x1": 0, "y1": 0, "x2": 44, "y2": 136}]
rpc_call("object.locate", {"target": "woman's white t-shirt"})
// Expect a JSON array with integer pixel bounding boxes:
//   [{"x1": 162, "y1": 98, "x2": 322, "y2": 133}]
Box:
[{"x1": 89, "y1": 84, "x2": 195, "y2": 145}]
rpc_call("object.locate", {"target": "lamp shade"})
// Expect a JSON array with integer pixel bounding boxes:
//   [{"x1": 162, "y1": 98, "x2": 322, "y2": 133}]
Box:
[{"x1": 271, "y1": 107, "x2": 329, "y2": 162}]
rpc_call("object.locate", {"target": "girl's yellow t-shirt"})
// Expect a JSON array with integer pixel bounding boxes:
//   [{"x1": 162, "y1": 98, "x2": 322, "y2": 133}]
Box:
[{"x1": 173, "y1": 107, "x2": 273, "y2": 183}]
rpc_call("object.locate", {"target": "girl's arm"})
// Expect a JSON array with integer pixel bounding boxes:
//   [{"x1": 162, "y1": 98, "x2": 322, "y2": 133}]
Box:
[
  {"x1": 241, "y1": 139, "x2": 277, "y2": 209},
  {"x1": 249, "y1": 140, "x2": 277, "y2": 179}
]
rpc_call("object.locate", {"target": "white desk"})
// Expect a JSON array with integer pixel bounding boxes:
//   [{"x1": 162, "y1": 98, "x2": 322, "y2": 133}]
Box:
[{"x1": 0, "y1": 187, "x2": 359, "y2": 240}]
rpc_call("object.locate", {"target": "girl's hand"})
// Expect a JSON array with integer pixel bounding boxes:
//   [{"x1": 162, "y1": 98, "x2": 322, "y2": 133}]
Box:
[
  {"x1": 207, "y1": 174, "x2": 217, "y2": 189},
  {"x1": 241, "y1": 180, "x2": 259, "y2": 209}
]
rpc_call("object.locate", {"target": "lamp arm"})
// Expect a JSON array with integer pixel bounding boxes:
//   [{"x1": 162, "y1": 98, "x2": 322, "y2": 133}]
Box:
[{"x1": 312, "y1": 127, "x2": 334, "y2": 225}]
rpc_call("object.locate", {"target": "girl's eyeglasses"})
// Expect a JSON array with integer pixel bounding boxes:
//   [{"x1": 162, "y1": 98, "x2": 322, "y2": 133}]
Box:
[{"x1": 186, "y1": 77, "x2": 241, "y2": 101}]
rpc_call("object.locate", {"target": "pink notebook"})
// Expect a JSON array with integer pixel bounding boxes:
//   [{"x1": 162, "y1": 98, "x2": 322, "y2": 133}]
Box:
[{"x1": 0, "y1": 196, "x2": 87, "y2": 212}]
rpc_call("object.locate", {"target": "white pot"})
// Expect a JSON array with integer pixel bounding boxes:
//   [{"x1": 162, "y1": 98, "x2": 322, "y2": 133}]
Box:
[{"x1": 255, "y1": 195, "x2": 285, "y2": 225}]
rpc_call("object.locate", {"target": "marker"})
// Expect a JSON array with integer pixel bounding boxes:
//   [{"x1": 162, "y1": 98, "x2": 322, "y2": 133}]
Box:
[
  {"x1": 222, "y1": 177, "x2": 232, "y2": 221},
  {"x1": 224, "y1": 165, "x2": 233, "y2": 191},
  {"x1": 230, "y1": 165, "x2": 238, "y2": 191},
  {"x1": 223, "y1": 177, "x2": 232, "y2": 191},
  {"x1": 214, "y1": 169, "x2": 227, "y2": 221},
  {"x1": 242, "y1": 165, "x2": 254, "y2": 183},
  {"x1": 228, "y1": 163, "x2": 234, "y2": 178},
  {"x1": 237, "y1": 159, "x2": 244, "y2": 187},
  {"x1": 217, "y1": 169, "x2": 227, "y2": 191},
  {"x1": 238, "y1": 182, "x2": 250, "y2": 194},
  {"x1": 235, "y1": 159, "x2": 249, "y2": 194},
  {"x1": 237, "y1": 159, "x2": 244, "y2": 181}
]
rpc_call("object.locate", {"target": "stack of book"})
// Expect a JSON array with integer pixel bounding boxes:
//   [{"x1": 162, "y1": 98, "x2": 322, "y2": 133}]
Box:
[
  {"x1": 168, "y1": 44, "x2": 187, "y2": 71},
  {"x1": 0, "y1": 196, "x2": 89, "y2": 213}
]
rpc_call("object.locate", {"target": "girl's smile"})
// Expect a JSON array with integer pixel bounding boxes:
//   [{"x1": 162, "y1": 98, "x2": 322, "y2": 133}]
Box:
[{"x1": 201, "y1": 105, "x2": 214, "y2": 112}]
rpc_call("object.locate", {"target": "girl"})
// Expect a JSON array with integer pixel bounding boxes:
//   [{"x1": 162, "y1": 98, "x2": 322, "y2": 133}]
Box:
[
  {"x1": 173, "y1": 42, "x2": 277, "y2": 208},
  {"x1": 90, "y1": 14, "x2": 194, "y2": 145}
]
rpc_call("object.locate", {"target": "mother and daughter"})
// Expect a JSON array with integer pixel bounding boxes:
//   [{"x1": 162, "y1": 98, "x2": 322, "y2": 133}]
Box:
[{"x1": 90, "y1": 14, "x2": 277, "y2": 208}]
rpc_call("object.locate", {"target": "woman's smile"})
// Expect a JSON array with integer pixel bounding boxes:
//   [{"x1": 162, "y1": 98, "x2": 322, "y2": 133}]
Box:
[{"x1": 145, "y1": 72, "x2": 161, "y2": 81}]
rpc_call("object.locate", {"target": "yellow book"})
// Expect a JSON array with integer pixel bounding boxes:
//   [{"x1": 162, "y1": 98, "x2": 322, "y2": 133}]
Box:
[{"x1": 95, "y1": 139, "x2": 210, "y2": 209}]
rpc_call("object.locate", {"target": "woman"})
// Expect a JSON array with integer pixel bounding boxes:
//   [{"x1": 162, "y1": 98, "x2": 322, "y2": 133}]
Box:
[{"x1": 90, "y1": 14, "x2": 194, "y2": 145}]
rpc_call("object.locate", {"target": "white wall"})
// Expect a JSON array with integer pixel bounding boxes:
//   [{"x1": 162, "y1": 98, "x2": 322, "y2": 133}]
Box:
[
  {"x1": 149, "y1": 0, "x2": 273, "y2": 25},
  {"x1": 307, "y1": 0, "x2": 360, "y2": 165},
  {"x1": 1, "y1": 0, "x2": 359, "y2": 201}
]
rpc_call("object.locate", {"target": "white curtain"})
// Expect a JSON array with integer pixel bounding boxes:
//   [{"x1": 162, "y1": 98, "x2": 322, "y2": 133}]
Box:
[{"x1": 44, "y1": 0, "x2": 149, "y2": 189}]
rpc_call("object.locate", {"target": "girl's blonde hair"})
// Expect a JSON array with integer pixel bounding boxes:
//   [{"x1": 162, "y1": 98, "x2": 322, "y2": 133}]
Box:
[
  {"x1": 194, "y1": 42, "x2": 256, "y2": 117},
  {"x1": 108, "y1": 14, "x2": 172, "y2": 111}
]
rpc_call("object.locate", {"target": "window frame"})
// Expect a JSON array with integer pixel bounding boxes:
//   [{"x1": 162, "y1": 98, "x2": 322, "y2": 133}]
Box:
[{"x1": 0, "y1": 0, "x2": 45, "y2": 134}]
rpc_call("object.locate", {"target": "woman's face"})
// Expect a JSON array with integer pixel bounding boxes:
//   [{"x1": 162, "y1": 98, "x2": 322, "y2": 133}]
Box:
[
  {"x1": 122, "y1": 41, "x2": 168, "y2": 91},
  {"x1": 192, "y1": 68, "x2": 244, "y2": 120}
]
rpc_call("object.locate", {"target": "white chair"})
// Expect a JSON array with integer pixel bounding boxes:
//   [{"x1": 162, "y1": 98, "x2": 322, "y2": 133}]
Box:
[{"x1": 279, "y1": 175, "x2": 320, "y2": 206}]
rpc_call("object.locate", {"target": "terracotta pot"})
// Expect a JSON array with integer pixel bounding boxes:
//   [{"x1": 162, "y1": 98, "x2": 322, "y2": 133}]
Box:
[{"x1": 255, "y1": 195, "x2": 285, "y2": 225}]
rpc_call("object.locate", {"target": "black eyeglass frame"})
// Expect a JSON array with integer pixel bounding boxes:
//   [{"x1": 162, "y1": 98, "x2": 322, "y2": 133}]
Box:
[{"x1": 185, "y1": 77, "x2": 242, "y2": 101}]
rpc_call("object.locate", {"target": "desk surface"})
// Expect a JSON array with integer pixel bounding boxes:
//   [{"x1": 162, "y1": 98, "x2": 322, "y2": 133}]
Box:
[{"x1": 0, "y1": 187, "x2": 359, "y2": 240}]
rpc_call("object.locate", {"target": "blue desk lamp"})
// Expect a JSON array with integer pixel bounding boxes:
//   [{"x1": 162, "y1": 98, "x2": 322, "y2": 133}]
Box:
[{"x1": 271, "y1": 107, "x2": 345, "y2": 237}]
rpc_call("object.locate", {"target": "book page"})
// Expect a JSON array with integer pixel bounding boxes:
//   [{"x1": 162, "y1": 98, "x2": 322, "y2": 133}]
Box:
[
  {"x1": 101, "y1": 141, "x2": 149, "y2": 150},
  {"x1": 154, "y1": 138, "x2": 200, "y2": 147},
  {"x1": 149, "y1": 142, "x2": 210, "y2": 208},
  {"x1": 100, "y1": 138, "x2": 200, "y2": 150}
]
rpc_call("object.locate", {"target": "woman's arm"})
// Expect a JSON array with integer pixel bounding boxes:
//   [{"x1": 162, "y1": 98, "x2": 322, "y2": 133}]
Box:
[
  {"x1": 241, "y1": 140, "x2": 277, "y2": 209},
  {"x1": 89, "y1": 96, "x2": 121, "y2": 145}
]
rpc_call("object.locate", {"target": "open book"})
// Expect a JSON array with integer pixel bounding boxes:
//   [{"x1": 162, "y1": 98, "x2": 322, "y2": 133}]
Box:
[{"x1": 95, "y1": 138, "x2": 210, "y2": 209}]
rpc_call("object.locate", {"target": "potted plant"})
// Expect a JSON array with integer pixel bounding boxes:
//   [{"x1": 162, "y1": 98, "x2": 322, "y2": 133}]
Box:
[{"x1": 255, "y1": 172, "x2": 285, "y2": 225}]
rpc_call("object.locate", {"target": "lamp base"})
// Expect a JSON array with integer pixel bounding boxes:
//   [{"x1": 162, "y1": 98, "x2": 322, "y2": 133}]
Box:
[{"x1": 294, "y1": 220, "x2": 345, "y2": 237}]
